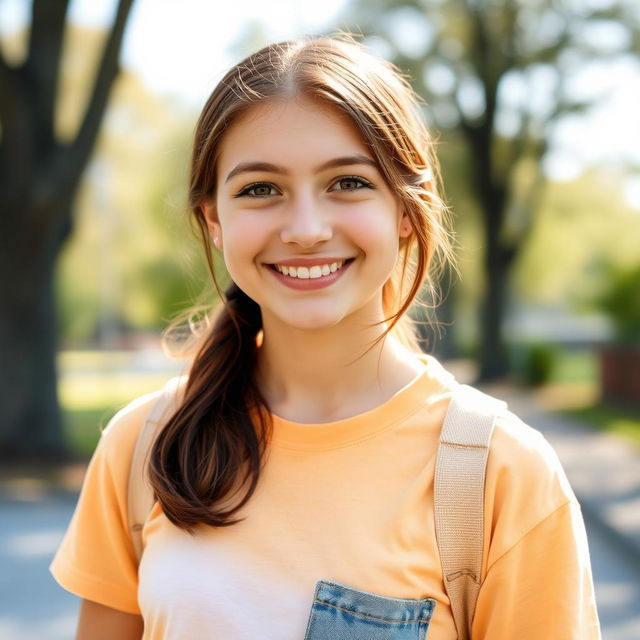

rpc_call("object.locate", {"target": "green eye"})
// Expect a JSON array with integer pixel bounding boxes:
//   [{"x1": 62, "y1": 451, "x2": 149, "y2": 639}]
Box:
[
  {"x1": 236, "y1": 182, "x2": 278, "y2": 198},
  {"x1": 331, "y1": 176, "x2": 374, "y2": 191}
]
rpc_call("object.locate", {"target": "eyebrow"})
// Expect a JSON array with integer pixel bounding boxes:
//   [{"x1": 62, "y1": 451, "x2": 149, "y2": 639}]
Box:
[{"x1": 224, "y1": 154, "x2": 379, "y2": 184}]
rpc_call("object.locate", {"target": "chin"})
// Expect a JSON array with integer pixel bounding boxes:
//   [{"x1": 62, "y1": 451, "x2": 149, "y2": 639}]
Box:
[{"x1": 269, "y1": 306, "x2": 347, "y2": 332}]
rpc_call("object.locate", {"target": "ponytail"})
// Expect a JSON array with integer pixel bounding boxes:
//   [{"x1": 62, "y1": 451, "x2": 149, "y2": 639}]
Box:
[{"x1": 148, "y1": 283, "x2": 271, "y2": 530}]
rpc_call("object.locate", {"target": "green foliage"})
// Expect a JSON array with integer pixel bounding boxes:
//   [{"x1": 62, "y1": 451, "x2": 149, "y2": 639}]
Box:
[
  {"x1": 64, "y1": 407, "x2": 111, "y2": 458},
  {"x1": 56, "y1": 265, "x2": 102, "y2": 342},
  {"x1": 509, "y1": 344, "x2": 598, "y2": 387},
  {"x1": 55, "y1": 71, "x2": 217, "y2": 345},
  {"x1": 510, "y1": 341, "x2": 558, "y2": 386},
  {"x1": 550, "y1": 349, "x2": 597, "y2": 384},
  {"x1": 587, "y1": 262, "x2": 640, "y2": 344},
  {"x1": 515, "y1": 171, "x2": 640, "y2": 306},
  {"x1": 563, "y1": 404, "x2": 640, "y2": 447},
  {"x1": 335, "y1": 0, "x2": 640, "y2": 381},
  {"x1": 59, "y1": 359, "x2": 178, "y2": 457}
]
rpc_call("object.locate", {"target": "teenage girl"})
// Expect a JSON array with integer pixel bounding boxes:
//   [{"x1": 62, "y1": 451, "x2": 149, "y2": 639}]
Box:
[{"x1": 51, "y1": 36, "x2": 601, "y2": 639}]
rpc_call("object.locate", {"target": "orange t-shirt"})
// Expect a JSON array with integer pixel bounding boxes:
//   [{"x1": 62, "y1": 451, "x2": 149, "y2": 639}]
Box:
[{"x1": 50, "y1": 354, "x2": 600, "y2": 638}]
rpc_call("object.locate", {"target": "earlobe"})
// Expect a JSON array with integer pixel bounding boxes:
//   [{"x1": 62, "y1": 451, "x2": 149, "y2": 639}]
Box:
[
  {"x1": 201, "y1": 203, "x2": 223, "y2": 249},
  {"x1": 211, "y1": 223, "x2": 222, "y2": 249},
  {"x1": 212, "y1": 223, "x2": 223, "y2": 249},
  {"x1": 399, "y1": 215, "x2": 413, "y2": 238}
]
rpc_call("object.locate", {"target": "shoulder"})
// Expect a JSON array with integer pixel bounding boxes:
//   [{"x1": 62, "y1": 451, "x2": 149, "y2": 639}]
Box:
[
  {"x1": 490, "y1": 406, "x2": 574, "y2": 503},
  {"x1": 97, "y1": 375, "x2": 187, "y2": 472},
  {"x1": 483, "y1": 399, "x2": 577, "y2": 561},
  {"x1": 421, "y1": 361, "x2": 582, "y2": 571},
  {"x1": 441, "y1": 380, "x2": 572, "y2": 505},
  {"x1": 99, "y1": 389, "x2": 163, "y2": 459}
]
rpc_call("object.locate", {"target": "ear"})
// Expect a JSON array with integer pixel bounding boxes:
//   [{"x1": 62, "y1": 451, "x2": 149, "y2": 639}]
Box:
[
  {"x1": 201, "y1": 202, "x2": 223, "y2": 249},
  {"x1": 399, "y1": 213, "x2": 413, "y2": 239}
]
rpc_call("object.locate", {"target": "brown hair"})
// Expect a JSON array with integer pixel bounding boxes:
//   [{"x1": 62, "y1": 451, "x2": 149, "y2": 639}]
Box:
[{"x1": 149, "y1": 34, "x2": 454, "y2": 530}]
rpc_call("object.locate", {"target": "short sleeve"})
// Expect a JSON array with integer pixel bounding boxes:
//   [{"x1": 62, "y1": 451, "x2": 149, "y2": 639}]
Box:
[
  {"x1": 473, "y1": 501, "x2": 601, "y2": 638},
  {"x1": 49, "y1": 391, "x2": 159, "y2": 614},
  {"x1": 472, "y1": 409, "x2": 601, "y2": 638}
]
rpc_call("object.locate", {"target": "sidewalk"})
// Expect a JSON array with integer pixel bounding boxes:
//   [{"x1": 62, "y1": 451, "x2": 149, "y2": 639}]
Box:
[{"x1": 481, "y1": 381, "x2": 640, "y2": 566}]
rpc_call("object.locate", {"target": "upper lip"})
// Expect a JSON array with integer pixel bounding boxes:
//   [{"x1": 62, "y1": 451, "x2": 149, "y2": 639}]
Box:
[{"x1": 267, "y1": 257, "x2": 353, "y2": 267}]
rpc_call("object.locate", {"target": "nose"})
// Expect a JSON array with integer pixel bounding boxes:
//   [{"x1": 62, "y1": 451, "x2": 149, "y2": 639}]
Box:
[{"x1": 279, "y1": 193, "x2": 332, "y2": 247}]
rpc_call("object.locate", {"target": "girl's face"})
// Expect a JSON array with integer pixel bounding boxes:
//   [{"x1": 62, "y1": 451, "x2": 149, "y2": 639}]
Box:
[{"x1": 202, "y1": 96, "x2": 411, "y2": 333}]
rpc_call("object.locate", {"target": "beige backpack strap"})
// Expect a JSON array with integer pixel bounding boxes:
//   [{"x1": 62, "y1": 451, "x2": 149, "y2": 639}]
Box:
[
  {"x1": 434, "y1": 384, "x2": 506, "y2": 640},
  {"x1": 127, "y1": 375, "x2": 187, "y2": 564}
]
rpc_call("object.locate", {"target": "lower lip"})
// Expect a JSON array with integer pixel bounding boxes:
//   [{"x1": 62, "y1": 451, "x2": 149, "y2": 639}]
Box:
[{"x1": 266, "y1": 261, "x2": 353, "y2": 290}]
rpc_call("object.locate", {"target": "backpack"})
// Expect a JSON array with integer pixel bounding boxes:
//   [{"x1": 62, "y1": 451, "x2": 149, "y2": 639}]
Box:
[{"x1": 127, "y1": 376, "x2": 505, "y2": 640}]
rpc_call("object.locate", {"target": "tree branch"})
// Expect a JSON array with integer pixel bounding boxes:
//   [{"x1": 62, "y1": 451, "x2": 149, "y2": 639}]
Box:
[
  {"x1": 40, "y1": 0, "x2": 134, "y2": 214},
  {"x1": 0, "y1": 46, "x2": 19, "y2": 127},
  {"x1": 25, "y1": 0, "x2": 70, "y2": 148},
  {"x1": 501, "y1": 0, "x2": 518, "y2": 73},
  {"x1": 520, "y1": 169, "x2": 547, "y2": 244},
  {"x1": 0, "y1": 51, "x2": 33, "y2": 205},
  {"x1": 502, "y1": 104, "x2": 543, "y2": 174},
  {"x1": 504, "y1": 165, "x2": 548, "y2": 261}
]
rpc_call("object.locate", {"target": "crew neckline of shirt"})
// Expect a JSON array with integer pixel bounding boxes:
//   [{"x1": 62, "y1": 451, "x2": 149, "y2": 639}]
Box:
[{"x1": 269, "y1": 354, "x2": 457, "y2": 451}]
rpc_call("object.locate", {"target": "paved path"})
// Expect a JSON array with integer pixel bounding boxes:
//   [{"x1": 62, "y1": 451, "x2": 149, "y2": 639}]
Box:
[
  {"x1": 0, "y1": 493, "x2": 78, "y2": 640},
  {"x1": 586, "y1": 510, "x2": 640, "y2": 638}
]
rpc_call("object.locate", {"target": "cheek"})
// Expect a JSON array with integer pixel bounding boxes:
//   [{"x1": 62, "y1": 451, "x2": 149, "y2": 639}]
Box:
[
  {"x1": 219, "y1": 214, "x2": 272, "y2": 273},
  {"x1": 348, "y1": 207, "x2": 400, "y2": 259}
]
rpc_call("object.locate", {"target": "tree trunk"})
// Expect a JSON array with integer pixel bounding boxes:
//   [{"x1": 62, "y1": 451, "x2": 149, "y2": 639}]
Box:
[
  {"x1": 477, "y1": 242, "x2": 511, "y2": 382},
  {"x1": 0, "y1": 201, "x2": 71, "y2": 461},
  {"x1": 463, "y1": 132, "x2": 512, "y2": 381},
  {"x1": 0, "y1": 0, "x2": 134, "y2": 461}
]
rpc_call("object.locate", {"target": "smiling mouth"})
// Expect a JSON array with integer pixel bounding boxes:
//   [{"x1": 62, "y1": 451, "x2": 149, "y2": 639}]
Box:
[{"x1": 268, "y1": 259, "x2": 355, "y2": 279}]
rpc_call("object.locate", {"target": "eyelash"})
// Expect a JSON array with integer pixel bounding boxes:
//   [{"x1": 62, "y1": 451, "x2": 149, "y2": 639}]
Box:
[
  {"x1": 331, "y1": 175, "x2": 375, "y2": 192},
  {"x1": 233, "y1": 176, "x2": 375, "y2": 198},
  {"x1": 233, "y1": 182, "x2": 278, "y2": 198}
]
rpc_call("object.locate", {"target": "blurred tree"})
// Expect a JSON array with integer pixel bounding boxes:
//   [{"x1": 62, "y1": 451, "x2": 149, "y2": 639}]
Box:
[
  {"x1": 586, "y1": 261, "x2": 640, "y2": 345},
  {"x1": 341, "y1": 0, "x2": 640, "y2": 380},
  {"x1": 56, "y1": 67, "x2": 202, "y2": 346},
  {"x1": 0, "y1": 0, "x2": 134, "y2": 461}
]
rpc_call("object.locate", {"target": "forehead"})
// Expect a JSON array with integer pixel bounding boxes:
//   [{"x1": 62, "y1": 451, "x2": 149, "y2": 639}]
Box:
[{"x1": 216, "y1": 97, "x2": 370, "y2": 171}]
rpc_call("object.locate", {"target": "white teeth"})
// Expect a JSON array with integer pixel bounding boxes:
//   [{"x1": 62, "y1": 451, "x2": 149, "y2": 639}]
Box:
[{"x1": 275, "y1": 260, "x2": 346, "y2": 278}]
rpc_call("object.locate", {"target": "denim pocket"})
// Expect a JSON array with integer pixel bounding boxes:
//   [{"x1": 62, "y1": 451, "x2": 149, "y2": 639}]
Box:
[{"x1": 303, "y1": 580, "x2": 436, "y2": 640}]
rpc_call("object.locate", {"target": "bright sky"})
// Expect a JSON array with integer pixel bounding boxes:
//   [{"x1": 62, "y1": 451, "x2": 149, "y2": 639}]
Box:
[
  {"x1": 0, "y1": 0, "x2": 347, "y2": 103},
  {"x1": 1, "y1": 0, "x2": 639, "y2": 205},
  {"x1": 86, "y1": 0, "x2": 348, "y2": 104}
]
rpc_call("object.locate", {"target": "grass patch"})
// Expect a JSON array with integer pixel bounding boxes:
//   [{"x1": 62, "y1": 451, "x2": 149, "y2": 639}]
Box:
[
  {"x1": 509, "y1": 344, "x2": 598, "y2": 387},
  {"x1": 548, "y1": 349, "x2": 598, "y2": 384},
  {"x1": 561, "y1": 403, "x2": 640, "y2": 447},
  {"x1": 58, "y1": 350, "x2": 139, "y2": 371},
  {"x1": 521, "y1": 348, "x2": 640, "y2": 447},
  {"x1": 60, "y1": 371, "x2": 176, "y2": 458},
  {"x1": 64, "y1": 407, "x2": 115, "y2": 458}
]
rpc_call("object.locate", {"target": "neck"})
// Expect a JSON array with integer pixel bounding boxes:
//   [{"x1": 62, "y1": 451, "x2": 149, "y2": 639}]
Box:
[{"x1": 255, "y1": 311, "x2": 425, "y2": 423}]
